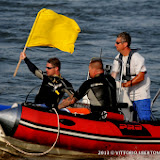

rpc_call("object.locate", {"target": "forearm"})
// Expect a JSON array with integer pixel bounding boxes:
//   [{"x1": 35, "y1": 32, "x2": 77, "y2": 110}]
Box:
[
  {"x1": 58, "y1": 96, "x2": 77, "y2": 109},
  {"x1": 122, "y1": 72, "x2": 145, "y2": 87},
  {"x1": 24, "y1": 57, "x2": 43, "y2": 80}
]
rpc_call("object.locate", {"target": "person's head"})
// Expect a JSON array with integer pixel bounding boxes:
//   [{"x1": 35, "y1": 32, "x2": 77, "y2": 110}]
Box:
[
  {"x1": 89, "y1": 58, "x2": 104, "y2": 78},
  {"x1": 46, "y1": 57, "x2": 61, "y2": 76},
  {"x1": 115, "y1": 32, "x2": 131, "y2": 52}
]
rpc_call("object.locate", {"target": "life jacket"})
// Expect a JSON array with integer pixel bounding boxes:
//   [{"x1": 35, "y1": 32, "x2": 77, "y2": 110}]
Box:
[
  {"x1": 104, "y1": 74, "x2": 117, "y2": 111},
  {"x1": 35, "y1": 76, "x2": 74, "y2": 109},
  {"x1": 35, "y1": 76, "x2": 63, "y2": 108},
  {"x1": 119, "y1": 49, "x2": 139, "y2": 81}
]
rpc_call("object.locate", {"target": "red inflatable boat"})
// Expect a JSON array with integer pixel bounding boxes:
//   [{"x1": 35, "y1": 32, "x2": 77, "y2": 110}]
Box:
[{"x1": 0, "y1": 103, "x2": 160, "y2": 155}]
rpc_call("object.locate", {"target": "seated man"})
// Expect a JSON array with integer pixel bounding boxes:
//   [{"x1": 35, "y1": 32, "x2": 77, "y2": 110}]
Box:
[
  {"x1": 20, "y1": 52, "x2": 74, "y2": 109},
  {"x1": 58, "y1": 58, "x2": 118, "y2": 118}
]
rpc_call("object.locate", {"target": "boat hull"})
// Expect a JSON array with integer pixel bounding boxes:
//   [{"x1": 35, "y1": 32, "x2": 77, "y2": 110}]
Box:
[{"x1": 1, "y1": 105, "x2": 160, "y2": 154}]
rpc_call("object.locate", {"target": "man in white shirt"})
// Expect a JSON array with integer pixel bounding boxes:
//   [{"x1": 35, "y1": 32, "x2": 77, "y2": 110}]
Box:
[{"x1": 111, "y1": 32, "x2": 151, "y2": 121}]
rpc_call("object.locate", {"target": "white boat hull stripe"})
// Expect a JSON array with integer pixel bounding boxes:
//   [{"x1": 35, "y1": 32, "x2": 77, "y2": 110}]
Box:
[{"x1": 20, "y1": 120, "x2": 160, "y2": 144}]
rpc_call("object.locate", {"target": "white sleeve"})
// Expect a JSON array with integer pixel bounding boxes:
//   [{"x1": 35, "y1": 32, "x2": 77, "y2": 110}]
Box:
[
  {"x1": 132, "y1": 53, "x2": 147, "y2": 75},
  {"x1": 111, "y1": 54, "x2": 120, "y2": 73}
]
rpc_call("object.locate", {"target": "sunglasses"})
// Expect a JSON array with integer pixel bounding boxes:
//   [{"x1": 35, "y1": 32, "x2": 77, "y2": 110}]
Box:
[
  {"x1": 46, "y1": 67, "x2": 55, "y2": 70},
  {"x1": 115, "y1": 42, "x2": 122, "y2": 45}
]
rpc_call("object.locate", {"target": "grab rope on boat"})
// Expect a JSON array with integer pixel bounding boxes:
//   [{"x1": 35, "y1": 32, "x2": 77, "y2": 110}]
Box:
[{"x1": 3, "y1": 108, "x2": 60, "y2": 156}]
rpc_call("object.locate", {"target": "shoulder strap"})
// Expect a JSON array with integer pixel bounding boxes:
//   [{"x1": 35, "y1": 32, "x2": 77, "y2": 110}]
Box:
[
  {"x1": 105, "y1": 75, "x2": 116, "y2": 90},
  {"x1": 119, "y1": 49, "x2": 139, "y2": 80},
  {"x1": 126, "y1": 50, "x2": 135, "y2": 77},
  {"x1": 59, "y1": 78, "x2": 74, "y2": 97},
  {"x1": 118, "y1": 53, "x2": 123, "y2": 80}
]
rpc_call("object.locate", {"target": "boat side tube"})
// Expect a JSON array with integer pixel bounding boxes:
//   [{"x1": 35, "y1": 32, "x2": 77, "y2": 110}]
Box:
[{"x1": 0, "y1": 104, "x2": 22, "y2": 136}]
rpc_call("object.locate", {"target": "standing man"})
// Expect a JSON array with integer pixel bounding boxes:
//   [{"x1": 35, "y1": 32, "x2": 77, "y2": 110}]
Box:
[
  {"x1": 58, "y1": 58, "x2": 117, "y2": 117},
  {"x1": 111, "y1": 32, "x2": 151, "y2": 121},
  {"x1": 20, "y1": 52, "x2": 74, "y2": 109}
]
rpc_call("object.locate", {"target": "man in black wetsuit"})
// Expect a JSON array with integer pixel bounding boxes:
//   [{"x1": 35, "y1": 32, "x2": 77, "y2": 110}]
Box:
[
  {"x1": 20, "y1": 52, "x2": 74, "y2": 109},
  {"x1": 58, "y1": 58, "x2": 117, "y2": 117}
]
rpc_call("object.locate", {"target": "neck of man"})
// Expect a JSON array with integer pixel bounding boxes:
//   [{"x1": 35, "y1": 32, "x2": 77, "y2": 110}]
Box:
[
  {"x1": 52, "y1": 71, "x2": 61, "y2": 77},
  {"x1": 94, "y1": 70, "x2": 104, "y2": 78},
  {"x1": 120, "y1": 47, "x2": 131, "y2": 56}
]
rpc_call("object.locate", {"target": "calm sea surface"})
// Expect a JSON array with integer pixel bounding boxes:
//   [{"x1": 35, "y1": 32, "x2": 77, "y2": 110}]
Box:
[{"x1": 0, "y1": 0, "x2": 160, "y2": 159}]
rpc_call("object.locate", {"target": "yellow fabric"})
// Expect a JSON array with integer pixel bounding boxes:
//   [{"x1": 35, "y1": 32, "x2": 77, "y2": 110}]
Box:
[
  {"x1": 55, "y1": 90, "x2": 60, "y2": 95},
  {"x1": 25, "y1": 8, "x2": 81, "y2": 54}
]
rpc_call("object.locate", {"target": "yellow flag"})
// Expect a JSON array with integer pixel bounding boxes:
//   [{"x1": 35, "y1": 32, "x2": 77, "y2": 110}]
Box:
[{"x1": 25, "y1": 8, "x2": 81, "y2": 54}]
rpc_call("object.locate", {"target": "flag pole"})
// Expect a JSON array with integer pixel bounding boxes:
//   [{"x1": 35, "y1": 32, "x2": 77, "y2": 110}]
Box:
[
  {"x1": 13, "y1": 10, "x2": 39, "y2": 78},
  {"x1": 13, "y1": 46, "x2": 27, "y2": 77}
]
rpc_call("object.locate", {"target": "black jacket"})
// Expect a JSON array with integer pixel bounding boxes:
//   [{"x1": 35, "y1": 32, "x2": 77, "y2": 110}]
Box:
[
  {"x1": 74, "y1": 74, "x2": 117, "y2": 112},
  {"x1": 24, "y1": 58, "x2": 74, "y2": 109}
]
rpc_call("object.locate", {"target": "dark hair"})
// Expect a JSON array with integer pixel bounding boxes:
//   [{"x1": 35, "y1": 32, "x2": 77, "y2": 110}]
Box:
[
  {"x1": 47, "y1": 57, "x2": 61, "y2": 70},
  {"x1": 90, "y1": 57, "x2": 102, "y2": 62},
  {"x1": 90, "y1": 57, "x2": 103, "y2": 70},
  {"x1": 117, "y1": 32, "x2": 131, "y2": 47}
]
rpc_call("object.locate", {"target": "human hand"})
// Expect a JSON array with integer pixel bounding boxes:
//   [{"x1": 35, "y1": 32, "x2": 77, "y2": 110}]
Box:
[
  {"x1": 20, "y1": 52, "x2": 26, "y2": 60},
  {"x1": 122, "y1": 82, "x2": 127, "y2": 87},
  {"x1": 122, "y1": 80, "x2": 132, "y2": 87}
]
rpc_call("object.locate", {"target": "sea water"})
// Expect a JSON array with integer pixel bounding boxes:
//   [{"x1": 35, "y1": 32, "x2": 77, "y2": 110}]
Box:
[{"x1": 0, "y1": 0, "x2": 160, "y2": 159}]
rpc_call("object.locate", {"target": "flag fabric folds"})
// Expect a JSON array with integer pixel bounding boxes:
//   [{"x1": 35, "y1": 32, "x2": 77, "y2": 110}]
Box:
[{"x1": 25, "y1": 8, "x2": 81, "y2": 54}]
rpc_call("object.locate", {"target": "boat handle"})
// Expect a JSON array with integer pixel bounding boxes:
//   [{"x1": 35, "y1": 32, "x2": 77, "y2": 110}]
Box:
[{"x1": 59, "y1": 119, "x2": 75, "y2": 126}]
